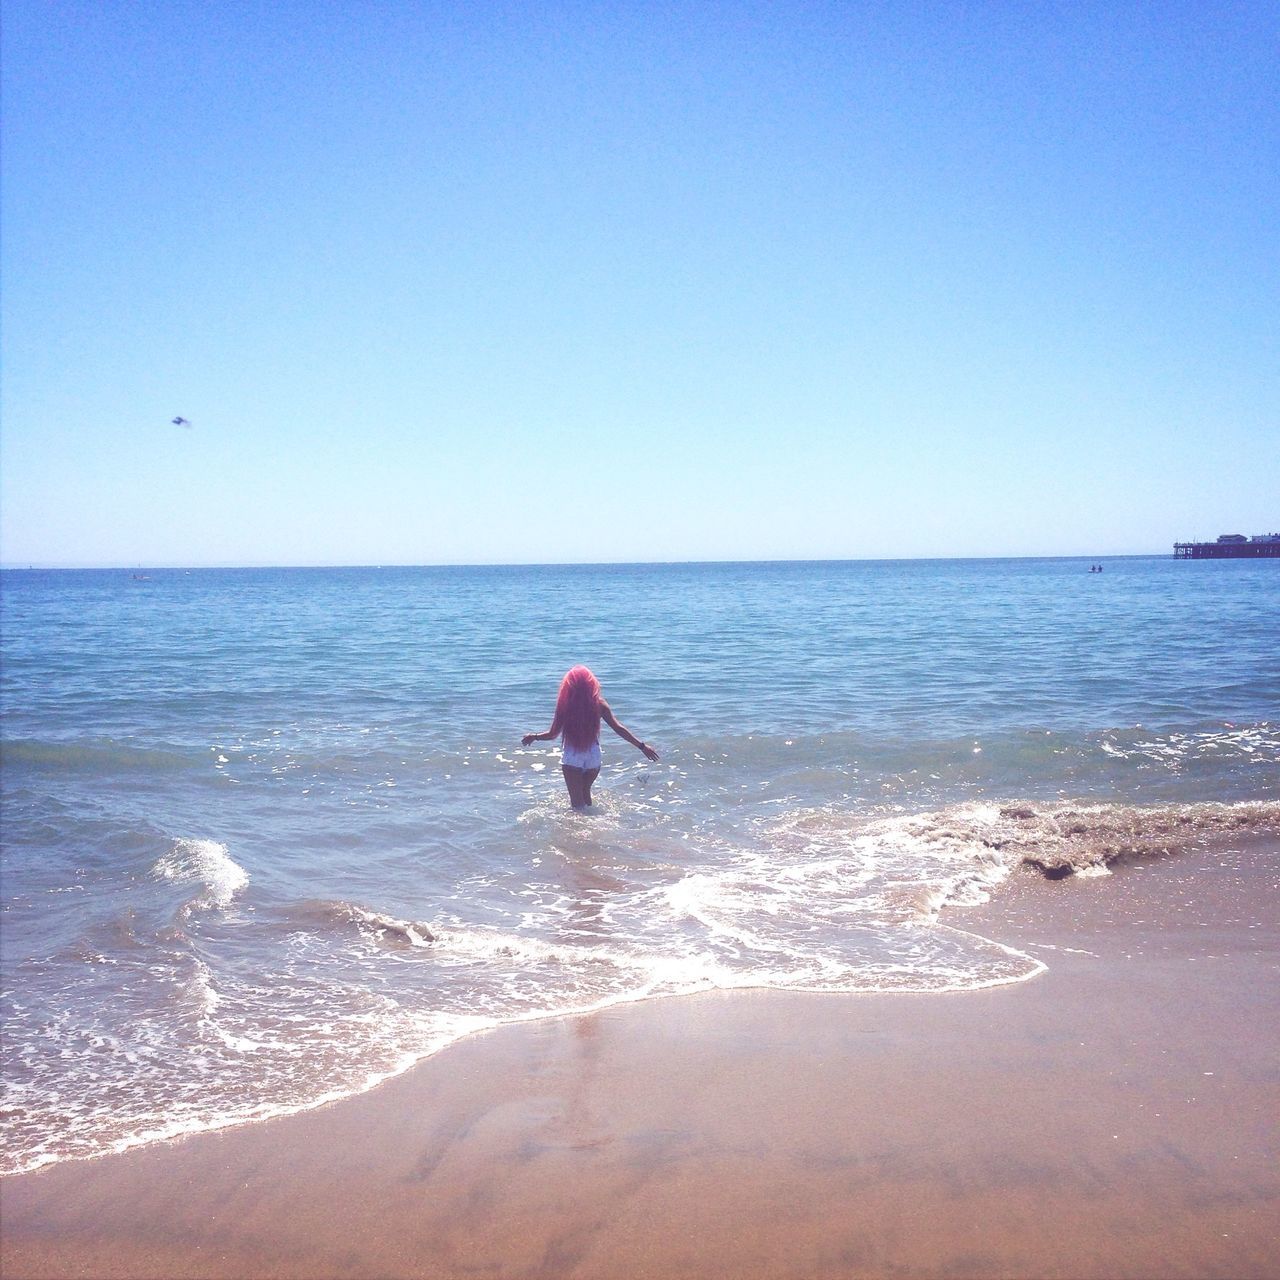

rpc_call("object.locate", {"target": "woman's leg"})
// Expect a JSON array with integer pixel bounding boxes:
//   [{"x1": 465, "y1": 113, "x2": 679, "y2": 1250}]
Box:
[
  {"x1": 581, "y1": 767, "x2": 600, "y2": 806},
  {"x1": 562, "y1": 765, "x2": 588, "y2": 809}
]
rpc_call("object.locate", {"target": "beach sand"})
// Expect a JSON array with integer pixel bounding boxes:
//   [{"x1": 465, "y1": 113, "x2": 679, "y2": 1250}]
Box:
[{"x1": 3, "y1": 838, "x2": 1277, "y2": 1280}]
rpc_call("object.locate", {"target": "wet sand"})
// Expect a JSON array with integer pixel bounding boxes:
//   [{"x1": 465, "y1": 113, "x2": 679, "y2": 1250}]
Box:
[{"x1": 3, "y1": 839, "x2": 1277, "y2": 1280}]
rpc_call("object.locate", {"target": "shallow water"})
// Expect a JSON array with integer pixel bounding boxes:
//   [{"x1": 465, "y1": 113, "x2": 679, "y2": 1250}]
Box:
[{"x1": 2, "y1": 557, "x2": 1277, "y2": 1172}]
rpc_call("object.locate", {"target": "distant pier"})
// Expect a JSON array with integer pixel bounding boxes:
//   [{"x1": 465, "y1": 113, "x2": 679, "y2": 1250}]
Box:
[{"x1": 1174, "y1": 533, "x2": 1280, "y2": 559}]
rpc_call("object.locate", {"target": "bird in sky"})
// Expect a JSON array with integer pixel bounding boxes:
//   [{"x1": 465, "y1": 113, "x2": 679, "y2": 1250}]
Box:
[{"x1": 171, "y1": 416, "x2": 192, "y2": 428}]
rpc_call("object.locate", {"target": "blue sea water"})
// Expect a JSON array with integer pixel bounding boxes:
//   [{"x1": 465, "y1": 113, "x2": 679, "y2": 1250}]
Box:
[{"x1": 2, "y1": 557, "x2": 1277, "y2": 1174}]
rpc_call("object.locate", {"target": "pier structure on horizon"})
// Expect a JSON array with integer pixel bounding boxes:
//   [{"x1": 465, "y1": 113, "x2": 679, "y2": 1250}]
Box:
[{"x1": 1173, "y1": 533, "x2": 1280, "y2": 559}]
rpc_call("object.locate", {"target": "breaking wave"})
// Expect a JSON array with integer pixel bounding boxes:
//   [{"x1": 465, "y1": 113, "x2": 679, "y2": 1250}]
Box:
[
  {"x1": 283, "y1": 900, "x2": 436, "y2": 947},
  {"x1": 152, "y1": 839, "x2": 248, "y2": 913},
  {"x1": 899, "y1": 799, "x2": 1280, "y2": 883}
]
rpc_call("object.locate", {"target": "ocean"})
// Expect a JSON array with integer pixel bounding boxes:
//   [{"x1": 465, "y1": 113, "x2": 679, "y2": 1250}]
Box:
[{"x1": 2, "y1": 557, "x2": 1277, "y2": 1175}]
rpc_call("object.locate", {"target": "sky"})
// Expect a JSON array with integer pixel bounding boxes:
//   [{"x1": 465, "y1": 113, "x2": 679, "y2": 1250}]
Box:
[{"x1": 1, "y1": 0, "x2": 1276, "y2": 567}]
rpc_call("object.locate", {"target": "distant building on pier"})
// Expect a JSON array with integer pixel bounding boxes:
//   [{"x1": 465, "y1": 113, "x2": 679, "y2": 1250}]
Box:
[{"x1": 1174, "y1": 533, "x2": 1280, "y2": 559}]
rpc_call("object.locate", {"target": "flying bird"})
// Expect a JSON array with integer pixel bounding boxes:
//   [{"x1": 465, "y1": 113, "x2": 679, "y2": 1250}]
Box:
[{"x1": 171, "y1": 416, "x2": 192, "y2": 428}]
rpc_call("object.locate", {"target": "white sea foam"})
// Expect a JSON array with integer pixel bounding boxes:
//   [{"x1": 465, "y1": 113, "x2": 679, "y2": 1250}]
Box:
[
  {"x1": 352, "y1": 908, "x2": 433, "y2": 947},
  {"x1": 190, "y1": 958, "x2": 221, "y2": 1016},
  {"x1": 8, "y1": 796, "x2": 1275, "y2": 1178},
  {"x1": 295, "y1": 900, "x2": 436, "y2": 947},
  {"x1": 153, "y1": 838, "x2": 248, "y2": 912},
  {"x1": 1099, "y1": 723, "x2": 1280, "y2": 768}
]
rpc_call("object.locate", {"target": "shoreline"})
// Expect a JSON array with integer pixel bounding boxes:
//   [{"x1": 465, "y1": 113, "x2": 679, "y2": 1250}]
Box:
[
  {"x1": 1, "y1": 928, "x2": 1053, "y2": 1184},
  {"x1": 3, "y1": 838, "x2": 1277, "y2": 1279}
]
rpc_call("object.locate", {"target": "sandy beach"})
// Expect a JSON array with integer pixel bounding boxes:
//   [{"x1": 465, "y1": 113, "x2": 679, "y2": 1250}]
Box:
[{"x1": 3, "y1": 837, "x2": 1277, "y2": 1280}]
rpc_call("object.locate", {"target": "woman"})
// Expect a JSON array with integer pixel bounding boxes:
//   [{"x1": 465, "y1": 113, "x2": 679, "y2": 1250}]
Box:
[{"x1": 522, "y1": 666, "x2": 660, "y2": 809}]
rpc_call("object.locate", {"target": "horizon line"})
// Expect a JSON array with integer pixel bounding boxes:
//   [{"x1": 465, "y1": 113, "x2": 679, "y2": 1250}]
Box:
[{"x1": 1, "y1": 550, "x2": 1178, "y2": 572}]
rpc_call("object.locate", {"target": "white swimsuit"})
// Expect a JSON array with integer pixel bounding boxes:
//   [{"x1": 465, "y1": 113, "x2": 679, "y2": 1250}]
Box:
[{"x1": 561, "y1": 739, "x2": 602, "y2": 770}]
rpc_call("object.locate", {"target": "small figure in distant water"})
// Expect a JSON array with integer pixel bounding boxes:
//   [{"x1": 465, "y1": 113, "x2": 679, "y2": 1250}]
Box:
[
  {"x1": 171, "y1": 416, "x2": 192, "y2": 428},
  {"x1": 522, "y1": 665, "x2": 659, "y2": 809}
]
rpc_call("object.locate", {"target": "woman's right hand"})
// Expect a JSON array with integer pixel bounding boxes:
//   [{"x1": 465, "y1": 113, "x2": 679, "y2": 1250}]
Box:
[{"x1": 521, "y1": 734, "x2": 536, "y2": 746}]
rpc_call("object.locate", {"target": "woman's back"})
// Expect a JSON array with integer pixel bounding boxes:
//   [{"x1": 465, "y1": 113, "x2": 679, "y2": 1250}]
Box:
[{"x1": 555, "y1": 665, "x2": 601, "y2": 750}]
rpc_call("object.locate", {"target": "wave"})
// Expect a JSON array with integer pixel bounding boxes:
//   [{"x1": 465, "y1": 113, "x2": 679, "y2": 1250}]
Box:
[
  {"x1": 1, "y1": 738, "x2": 202, "y2": 773},
  {"x1": 281, "y1": 899, "x2": 436, "y2": 947},
  {"x1": 9, "y1": 796, "x2": 1276, "y2": 1180},
  {"x1": 878, "y1": 799, "x2": 1280, "y2": 886},
  {"x1": 152, "y1": 839, "x2": 248, "y2": 913}
]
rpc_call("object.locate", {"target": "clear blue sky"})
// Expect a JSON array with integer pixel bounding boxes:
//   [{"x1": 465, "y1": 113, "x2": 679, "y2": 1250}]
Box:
[{"x1": 2, "y1": 0, "x2": 1276, "y2": 566}]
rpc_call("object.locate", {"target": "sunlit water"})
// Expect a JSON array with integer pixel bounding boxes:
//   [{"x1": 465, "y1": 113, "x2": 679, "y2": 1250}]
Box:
[{"x1": 2, "y1": 557, "x2": 1277, "y2": 1172}]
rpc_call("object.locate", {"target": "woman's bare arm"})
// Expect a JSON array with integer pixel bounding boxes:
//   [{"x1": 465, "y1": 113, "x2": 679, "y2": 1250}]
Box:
[
  {"x1": 521, "y1": 714, "x2": 561, "y2": 747},
  {"x1": 600, "y1": 700, "x2": 660, "y2": 761}
]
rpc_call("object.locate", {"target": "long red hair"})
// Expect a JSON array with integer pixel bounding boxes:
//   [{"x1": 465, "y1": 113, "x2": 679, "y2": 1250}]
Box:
[{"x1": 554, "y1": 665, "x2": 601, "y2": 751}]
